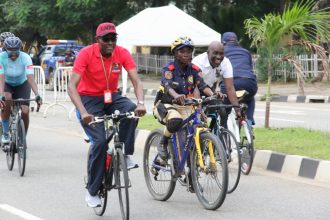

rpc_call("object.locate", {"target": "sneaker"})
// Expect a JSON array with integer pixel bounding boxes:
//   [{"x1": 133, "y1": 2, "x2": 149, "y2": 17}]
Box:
[
  {"x1": 85, "y1": 191, "x2": 101, "y2": 208},
  {"x1": 1, "y1": 133, "x2": 10, "y2": 144},
  {"x1": 125, "y1": 155, "x2": 138, "y2": 170}
]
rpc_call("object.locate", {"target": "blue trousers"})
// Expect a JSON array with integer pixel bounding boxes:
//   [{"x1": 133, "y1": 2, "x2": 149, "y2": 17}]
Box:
[
  {"x1": 77, "y1": 93, "x2": 137, "y2": 196},
  {"x1": 221, "y1": 78, "x2": 258, "y2": 124}
]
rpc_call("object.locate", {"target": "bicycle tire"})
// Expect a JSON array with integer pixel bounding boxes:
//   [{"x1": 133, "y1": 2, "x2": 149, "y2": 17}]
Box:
[
  {"x1": 17, "y1": 119, "x2": 27, "y2": 176},
  {"x1": 93, "y1": 180, "x2": 108, "y2": 216},
  {"x1": 143, "y1": 129, "x2": 176, "y2": 201},
  {"x1": 219, "y1": 128, "x2": 241, "y2": 193},
  {"x1": 6, "y1": 142, "x2": 15, "y2": 171},
  {"x1": 240, "y1": 120, "x2": 254, "y2": 175},
  {"x1": 115, "y1": 148, "x2": 129, "y2": 220},
  {"x1": 191, "y1": 132, "x2": 228, "y2": 210}
]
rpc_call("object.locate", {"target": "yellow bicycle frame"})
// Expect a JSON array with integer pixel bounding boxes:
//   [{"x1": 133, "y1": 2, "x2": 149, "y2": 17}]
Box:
[{"x1": 194, "y1": 127, "x2": 216, "y2": 171}]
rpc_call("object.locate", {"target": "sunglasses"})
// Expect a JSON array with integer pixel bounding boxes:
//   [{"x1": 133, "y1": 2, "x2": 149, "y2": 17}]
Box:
[{"x1": 101, "y1": 35, "x2": 117, "y2": 43}]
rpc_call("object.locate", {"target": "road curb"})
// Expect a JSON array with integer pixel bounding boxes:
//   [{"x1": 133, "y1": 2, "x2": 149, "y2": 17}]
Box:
[
  {"x1": 255, "y1": 94, "x2": 329, "y2": 103},
  {"x1": 125, "y1": 87, "x2": 330, "y2": 103},
  {"x1": 135, "y1": 129, "x2": 330, "y2": 184}
]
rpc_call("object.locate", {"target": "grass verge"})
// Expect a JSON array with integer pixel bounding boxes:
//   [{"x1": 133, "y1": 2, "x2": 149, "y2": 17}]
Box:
[{"x1": 138, "y1": 115, "x2": 330, "y2": 161}]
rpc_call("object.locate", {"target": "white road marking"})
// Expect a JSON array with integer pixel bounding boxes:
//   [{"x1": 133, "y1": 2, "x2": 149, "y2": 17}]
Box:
[
  {"x1": 255, "y1": 109, "x2": 306, "y2": 115},
  {"x1": 0, "y1": 204, "x2": 44, "y2": 220},
  {"x1": 255, "y1": 116, "x2": 305, "y2": 123}
]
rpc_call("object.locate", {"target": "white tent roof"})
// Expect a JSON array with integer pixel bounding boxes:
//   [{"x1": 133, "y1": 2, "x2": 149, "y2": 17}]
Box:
[{"x1": 116, "y1": 4, "x2": 221, "y2": 47}]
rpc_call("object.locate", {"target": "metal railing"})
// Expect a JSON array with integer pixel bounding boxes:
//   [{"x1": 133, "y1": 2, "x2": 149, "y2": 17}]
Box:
[{"x1": 134, "y1": 53, "x2": 330, "y2": 80}]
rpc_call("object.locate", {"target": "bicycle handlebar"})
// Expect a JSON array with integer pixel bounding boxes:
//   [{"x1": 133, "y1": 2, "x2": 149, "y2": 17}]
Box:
[
  {"x1": 88, "y1": 111, "x2": 138, "y2": 125},
  {"x1": 173, "y1": 96, "x2": 222, "y2": 106},
  {"x1": 4, "y1": 98, "x2": 40, "y2": 112}
]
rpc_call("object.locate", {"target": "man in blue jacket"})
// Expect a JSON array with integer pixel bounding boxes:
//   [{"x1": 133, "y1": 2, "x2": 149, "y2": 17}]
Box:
[{"x1": 221, "y1": 32, "x2": 258, "y2": 125}]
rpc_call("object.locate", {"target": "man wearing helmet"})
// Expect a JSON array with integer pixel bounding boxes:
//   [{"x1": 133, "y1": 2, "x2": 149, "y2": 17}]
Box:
[
  {"x1": 0, "y1": 32, "x2": 15, "y2": 52},
  {"x1": 221, "y1": 32, "x2": 258, "y2": 126},
  {"x1": 0, "y1": 36, "x2": 42, "y2": 146},
  {"x1": 154, "y1": 36, "x2": 214, "y2": 167}
]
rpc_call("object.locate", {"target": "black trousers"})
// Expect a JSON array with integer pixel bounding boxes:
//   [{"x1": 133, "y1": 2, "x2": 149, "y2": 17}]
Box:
[{"x1": 77, "y1": 93, "x2": 137, "y2": 196}]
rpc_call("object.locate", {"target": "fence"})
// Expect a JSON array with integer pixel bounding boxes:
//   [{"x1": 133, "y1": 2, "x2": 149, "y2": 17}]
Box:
[
  {"x1": 132, "y1": 53, "x2": 173, "y2": 75},
  {"x1": 133, "y1": 53, "x2": 330, "y2": 79},
  {"x1": 42, "y1": 66, "x2": 74, "y2": 118}
]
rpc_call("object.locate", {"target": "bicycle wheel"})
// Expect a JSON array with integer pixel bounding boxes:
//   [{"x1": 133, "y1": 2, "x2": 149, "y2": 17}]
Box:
[
  {"x1": 239, "y1": 121, "x2": 254, "y2": 175},
  {"x1": 115, "y1": 148, "x2": 129, "y2": 220},
  {"x1": 191, "y1": 132, "x2": 228, "y2": 210},
  {"x1": 91, "y1": 149, "x2": 109, "y2": 216},
  {"x1": 93, "y1": 178, "x2": 108, "y2": 216},
  {"x1": 143, "y1": 129, "x2": 176, "y2": 201},
  {"x1": 16, "y1": 119, "x2": 27, "y2": 176},
  {"x1": 219, "y1": 128, "x2": 241, "y2": 193},
  {"x1": 6, "y1": 142, "x2": 15, "y2": 171}
]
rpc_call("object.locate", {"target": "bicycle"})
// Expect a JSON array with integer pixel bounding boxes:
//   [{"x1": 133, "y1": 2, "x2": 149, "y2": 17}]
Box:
[
  {"x1": 1, "y1": 98, "x2": 39, "y2": 177},
  {"x1": 87, "y1": 111, "x2": 137, "y2": 219},
  {"x1": 143, "y1": 98, "x2": 228, "y2": 210},
  {"x1": 227, "y1": 90, "x2": 255, "y2": 175},
  {"x1": 205, "y1": 98, "x2": 241, "y2": 193}
]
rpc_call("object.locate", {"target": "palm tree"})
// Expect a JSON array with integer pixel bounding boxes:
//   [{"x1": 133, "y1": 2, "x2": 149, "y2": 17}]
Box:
[{"x1": 244, "y1": 0, "x2": 330, "y2": 128}]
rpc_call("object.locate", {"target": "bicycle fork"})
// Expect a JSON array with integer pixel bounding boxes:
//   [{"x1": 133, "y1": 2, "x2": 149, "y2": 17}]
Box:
[{"x1": 194, "y1": 128, "x2": 216, "y2": 173}]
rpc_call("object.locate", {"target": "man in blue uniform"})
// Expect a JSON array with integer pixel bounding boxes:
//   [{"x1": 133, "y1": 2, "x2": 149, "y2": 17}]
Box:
[
  {"x1": 154, "y1": 36, "x2": 214, "y2": 162},
  {"x1": 221, "y1": 32, "x2": 258, "y2": 125}
]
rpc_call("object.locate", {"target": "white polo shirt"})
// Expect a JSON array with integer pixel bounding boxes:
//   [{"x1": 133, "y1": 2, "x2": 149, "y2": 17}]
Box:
[{"x1": 192, "y1": 52, "x2": 233, "y2": 88}]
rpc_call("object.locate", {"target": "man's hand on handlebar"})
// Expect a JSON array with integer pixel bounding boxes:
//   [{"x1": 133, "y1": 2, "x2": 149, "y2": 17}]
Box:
[
  {"x1": 134, "y1": 104, "x2": 146, "y2": 117},
  {"x1": 214, "y1": 91, "x2": 226, "y2": 100},
  {"x1": 234, "y1": 107, "x2": 242, "y2": 119},
  {"x1": 81, "y1": 112, "x2": 94, "y2": 126},
  {"x1": 173, "y1": 94, "x2": 185, "y2": 105}
]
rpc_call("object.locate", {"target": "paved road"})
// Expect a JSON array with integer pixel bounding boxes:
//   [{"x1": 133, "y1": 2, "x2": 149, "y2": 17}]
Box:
[
  {"x1": 126, "y1": 93, "x2": 330, "y2": 131},
  {"x1": 0, "y1": 114, "x2": 329, "y2": 220}
]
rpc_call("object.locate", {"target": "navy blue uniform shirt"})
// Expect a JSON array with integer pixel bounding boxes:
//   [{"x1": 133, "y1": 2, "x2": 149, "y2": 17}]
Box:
[
  {"x1": 224, "y1": 44, "x2": 256, "y2": 80},
  {"x1": 161, "y1": 60, "x2": 203, "y2": 96}
]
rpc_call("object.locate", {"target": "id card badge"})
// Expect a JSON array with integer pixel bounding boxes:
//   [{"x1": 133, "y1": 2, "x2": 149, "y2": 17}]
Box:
[{"x1": 104, "y1": 90, "x2": 112, "y2": 103}]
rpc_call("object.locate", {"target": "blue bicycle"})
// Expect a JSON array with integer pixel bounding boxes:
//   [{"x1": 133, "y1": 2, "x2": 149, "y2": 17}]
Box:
[
  {"x1": 205, "y1": 99, "x2": 241, "y2": 194},
  {"x1": 143, "y1": 98, "x2": 228, "y2": 210}
]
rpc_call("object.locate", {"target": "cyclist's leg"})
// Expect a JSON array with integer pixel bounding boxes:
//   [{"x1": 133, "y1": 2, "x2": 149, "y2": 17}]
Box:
[
  {"x1": 232, "y1": 78, "x2": 258, "y2": 125},
  {"x1": 1, "y1": 84, "x2": 13, "y2": 144},
  {"x1": 106, "y1": 93, "x2": 137, "y2": 155},
  {"x1": 79, "y1": 95, "x2": 107, "y2": 197},
  {"x1": 13, "y1": 81, "x2": 31, "y2": 133},
  {"x1": 159, "y1": 105, "x2": 183, "y2": 160}
]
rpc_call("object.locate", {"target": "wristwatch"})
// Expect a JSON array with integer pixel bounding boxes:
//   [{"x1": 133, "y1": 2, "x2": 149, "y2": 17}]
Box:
[{"x1": 137, "y1": 101, "x2": 144, "y2": 105}]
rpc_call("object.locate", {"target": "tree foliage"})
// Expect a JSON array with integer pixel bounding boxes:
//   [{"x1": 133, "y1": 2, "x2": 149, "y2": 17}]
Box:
[
  {"x1": 244, "y1": 0, "x2": 330, "y2": 128},
  {"x1": 0, "y1": 0, "x2": 319, "y2": 51}
]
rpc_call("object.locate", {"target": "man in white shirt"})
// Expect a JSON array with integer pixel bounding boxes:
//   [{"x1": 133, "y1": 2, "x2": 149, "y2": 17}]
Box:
[{"x1": 192, "y1": 41, "x2": 240, "y2": 125}]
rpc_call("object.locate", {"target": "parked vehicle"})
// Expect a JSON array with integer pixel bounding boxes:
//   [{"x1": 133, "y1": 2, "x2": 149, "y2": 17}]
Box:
[{"x1": 31, "y1": 40, "x2": 84, "y2": 88}]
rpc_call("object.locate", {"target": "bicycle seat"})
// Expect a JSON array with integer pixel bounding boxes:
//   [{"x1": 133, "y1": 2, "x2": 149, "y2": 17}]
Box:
[{"x1": 236, "y1": 90, "x2": 249, "y2": 103}]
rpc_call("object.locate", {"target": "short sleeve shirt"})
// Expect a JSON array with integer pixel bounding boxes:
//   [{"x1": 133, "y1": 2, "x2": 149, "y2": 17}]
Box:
[
  {"x1": 0, "y1": 51, "x2": 33, "y2": 86},
  {"x1": 73, "y1": 43, "x2": 136, "y2": 96},
  {"x1": 192, "y1": 52, "x2": 233, "y2": 87},
  {"x1": 161, "y1": 60, "x2": 203, "y2": 96}
]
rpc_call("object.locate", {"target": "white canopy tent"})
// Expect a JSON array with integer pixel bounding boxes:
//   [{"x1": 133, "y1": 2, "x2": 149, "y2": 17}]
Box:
[
  {"x1": 116, "y1": 4, "x2": 221, "y2": 95},
  {"x1": 116, "y1": 4, "x2": 221, "y2": 47}
]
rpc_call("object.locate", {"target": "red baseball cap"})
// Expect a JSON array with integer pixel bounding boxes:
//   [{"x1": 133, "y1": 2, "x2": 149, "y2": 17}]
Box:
[{"x1": 96, "y1": 22, "x2": 117, "y2": 37}]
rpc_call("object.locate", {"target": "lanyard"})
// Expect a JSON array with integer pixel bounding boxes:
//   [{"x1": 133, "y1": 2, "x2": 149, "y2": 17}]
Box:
[{"x1": 100, "y1": 52, "x2": 113, "y2": 90}]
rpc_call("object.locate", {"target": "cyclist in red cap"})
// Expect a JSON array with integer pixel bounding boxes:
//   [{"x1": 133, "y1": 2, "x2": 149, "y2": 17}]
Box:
[{"x1": 68, "y1": 22, "x2": 146, "y2": 208}]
